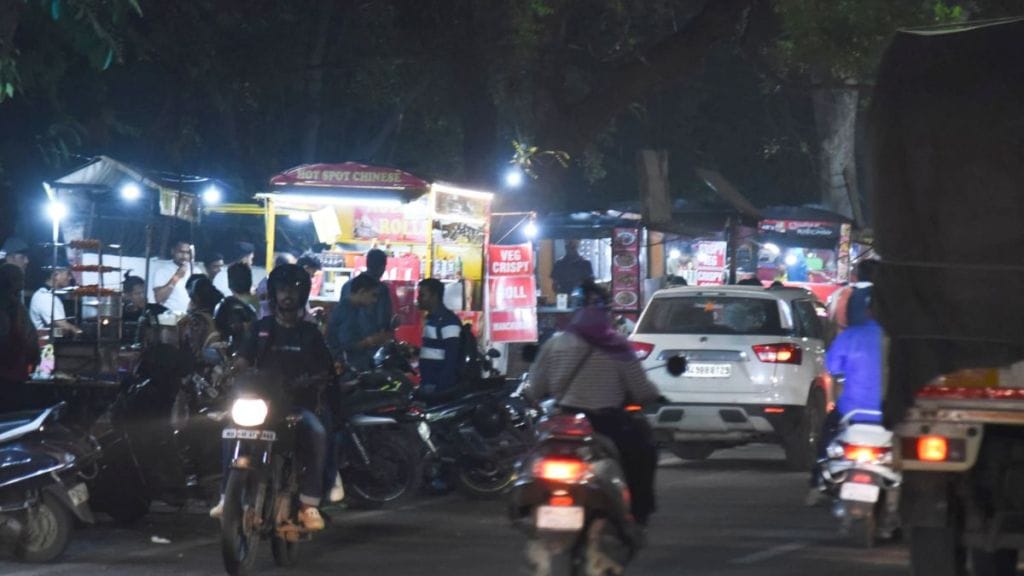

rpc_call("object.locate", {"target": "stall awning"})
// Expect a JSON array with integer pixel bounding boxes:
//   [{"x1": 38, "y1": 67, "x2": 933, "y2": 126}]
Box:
[{"x1": 268, "y1": 162, "x2": 429, "y2": 203}]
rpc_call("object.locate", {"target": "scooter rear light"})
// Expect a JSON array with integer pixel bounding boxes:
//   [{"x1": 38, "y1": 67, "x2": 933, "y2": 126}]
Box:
[
  {"x1": 842, "y1": 444, "x2": 889, "y2": 463},
  {"x1": 918, "y1": 435, "x2": 948, "y2": 462},
  {"x1": 534, "y1": 457, "x2": 588, "y2": 483},
  {"x1": 631, "y1": 341, "x2": 655, "y2": 360},
  {"x1": 752, "y1": 343, "x2": 802, "y2": 364},
  {"x1": 850, "y1": 472, "x2": 873, "y2": 484}
]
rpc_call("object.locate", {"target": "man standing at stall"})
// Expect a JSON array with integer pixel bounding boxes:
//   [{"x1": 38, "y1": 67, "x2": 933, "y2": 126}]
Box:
[
  {"x1": 151, "y1": 240, "x2": 194, "y2": 315},
  {"x1": 29, "y1": 259, "x2": 82, "y2": 336},
  {"x1": 213, "y1": 241, "x2": 255, "y2": 297},
  {"x1": 326, "y1": 274, "x2": 386, "y2": 373},
  {"x1": 0, "y1": 238, "x2": 31, "y2": 273},
  {"x1": 551, "y1": 240, "x2": 594, "y2": 296},
  {"x1": 416, "y1": 278, "x2": 462, "y2": 396},
  {"x1": 341, "y1": 249, "x2": 393, "y2": 335},
  {"x1": 202, "y1": 252, "x2": 225, "y2": 285}
]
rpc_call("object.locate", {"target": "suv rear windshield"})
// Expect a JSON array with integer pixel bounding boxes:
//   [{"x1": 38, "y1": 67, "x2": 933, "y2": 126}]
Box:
[{"x1": 637, "y1": 296, "x2": 790, "y2": 336}]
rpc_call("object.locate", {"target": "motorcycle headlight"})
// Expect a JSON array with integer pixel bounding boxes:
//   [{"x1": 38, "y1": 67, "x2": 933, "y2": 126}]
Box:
[{"x1": 231, "y1": 398, "x2": 269, "y2": 427}]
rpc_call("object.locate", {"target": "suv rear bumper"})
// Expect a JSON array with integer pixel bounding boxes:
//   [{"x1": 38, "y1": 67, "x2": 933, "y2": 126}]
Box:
[{"x1": 646, "y1": 403, "x2": 805, "y2": 444}]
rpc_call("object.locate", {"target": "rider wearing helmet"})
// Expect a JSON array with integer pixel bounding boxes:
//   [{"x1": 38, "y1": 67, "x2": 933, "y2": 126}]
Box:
[
  {"x1": 210, "y1": 264, "x2": 331, "y2": 531},
  {"x1": 525, "y1": 281, "x2": 662, "y2": 525}
]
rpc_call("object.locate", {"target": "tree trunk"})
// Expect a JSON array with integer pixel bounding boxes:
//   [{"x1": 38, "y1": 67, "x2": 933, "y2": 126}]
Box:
[
  {"x1": 812, "y1": 86, "x2": 859, "y2": 218},
  {"x1": 637, "y1": 150, "x2": 671, "y2": 225}
]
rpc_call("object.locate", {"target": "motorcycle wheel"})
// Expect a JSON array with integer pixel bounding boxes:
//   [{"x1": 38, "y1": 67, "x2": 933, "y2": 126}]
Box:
[
  {"x1": 453, "y1": 459, "x2": 514, "y2": 500},
  {"x1": 13, "y1": 494, "x2": 72, "y2": 563},
  {"x1": 221, "y1": 469, "x2": 262, "y2": 576},
  {"x1": 271, "y1": 536, "x2": 300, "y2": 567},
  {"x1": 345, "y1": 432, "x2": 423, "y2": 509}
]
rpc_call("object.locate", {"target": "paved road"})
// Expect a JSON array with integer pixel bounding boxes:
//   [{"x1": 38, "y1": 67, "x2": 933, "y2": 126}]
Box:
[{"x1": 0, "y1": 445, "x2": 909, "y2": 576}]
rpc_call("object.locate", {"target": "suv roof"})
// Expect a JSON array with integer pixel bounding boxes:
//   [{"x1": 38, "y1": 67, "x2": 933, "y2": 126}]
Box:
[{"x1": 651, "y1": 285, "x2": 819, "y2": 303}]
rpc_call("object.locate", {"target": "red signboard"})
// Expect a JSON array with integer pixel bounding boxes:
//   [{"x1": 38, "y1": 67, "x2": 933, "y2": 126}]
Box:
[
  {"x1": 353, "y1": 207, "x2": 428, "y2": 243},
  {"x1": 611, "y1": 228, "x2": 641, "y2": 311},
  {"x1": 489, "y1": 309, "x2": 538, "y2": 343},
  {"x1": 695, "y1": 241, "x2": 727, "y2": 286},
  {"x1": 270, "y1": 162, "x2": 430, "y2": 190},
  {"x1": 488, "y1": 276, "x2": 536, "y2": 310},
  {"x1": 486, "y1": 243, "x2": 538, "y2": 343},
  {"x1": 487, "y1": 244, "x2": 534, "y2": 276}
]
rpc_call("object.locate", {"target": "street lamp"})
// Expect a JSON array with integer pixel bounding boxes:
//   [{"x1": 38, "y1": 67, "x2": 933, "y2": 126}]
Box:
[
  {"x1": 46, "y1": 200, "x2": 67, "y2": 223},
  {"x1": 504, "y1": 166, "x2": 525, "y2": 189},
  {"x1": 523, "y1": 220, "x2": 539, "y2": 239}
]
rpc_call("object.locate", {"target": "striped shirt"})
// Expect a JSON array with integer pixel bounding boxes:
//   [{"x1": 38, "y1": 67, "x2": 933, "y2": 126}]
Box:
[
  {"x1": 419, "y1": 307, "x2": 462, "y2": 391},
  {"x1": 527, "y1": 331, "x2": 659, "y2": 411}
]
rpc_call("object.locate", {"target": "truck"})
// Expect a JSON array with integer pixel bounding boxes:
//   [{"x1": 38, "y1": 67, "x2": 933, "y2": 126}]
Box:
[{"x1": 870, "y1": 17, "x2": 1024, "y2": 576}]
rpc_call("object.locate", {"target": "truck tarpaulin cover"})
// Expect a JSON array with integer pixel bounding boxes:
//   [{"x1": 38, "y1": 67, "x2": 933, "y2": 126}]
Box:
[{"x1": 870, "y1": 18, "x2": 1024, "y2": 425}]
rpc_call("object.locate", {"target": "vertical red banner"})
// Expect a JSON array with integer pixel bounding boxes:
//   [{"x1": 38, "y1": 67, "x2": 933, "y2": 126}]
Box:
[
  {"x1": 487, "y1": 243, "x2": 538, "y2": 342},
  {"x1": 611, "y1": 228, "x2": 641, "y2": 311}
]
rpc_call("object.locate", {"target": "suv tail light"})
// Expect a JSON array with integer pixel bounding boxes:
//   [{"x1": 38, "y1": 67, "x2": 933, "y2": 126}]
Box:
[
  {"x1": 631, "y1": 341, "x2": 655, "y2": 360},
  {"x1": 533, "y1": 457, "x2": 588, "y2": 482},
  {"x1": 752, "y1": 343, "x2": 802, "y2": 364}
]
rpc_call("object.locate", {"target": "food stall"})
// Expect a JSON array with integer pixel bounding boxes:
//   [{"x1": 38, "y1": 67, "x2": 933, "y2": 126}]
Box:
[{"x1": 240, "y1": 162, "x2": 494, "y2": 344}]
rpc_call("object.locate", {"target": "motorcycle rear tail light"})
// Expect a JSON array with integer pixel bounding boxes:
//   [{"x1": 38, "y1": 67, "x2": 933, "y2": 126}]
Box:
[
  {"x1": 917, "y1": 435, "x2": 948, "y2": 462},
  {"x1": 631, "y1": 341, "x2": 655, "y2": 360},
  {"x1": 842, "y1": 444, "x2": 889, "y2": 463},
  {"x1": 850, "y1": 472, "x2": 874, "y2": 484},
  {"x1": 752, "y1": 343, "x2": 802, "y2": 365},
  {"x1": 548, "y1": 492, "x2": 575, "y2": 507},
  {"x1": 534, "y1": 457, "x2": 588, "y2": 483}
]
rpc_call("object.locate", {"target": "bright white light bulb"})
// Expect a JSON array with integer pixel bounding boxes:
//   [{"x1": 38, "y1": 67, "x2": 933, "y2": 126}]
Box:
[
  {"x1": 504, "y1": 167, "x2": 525, "y2": 188},
  {"x1": 202, "y1": 185, "x2": 222, "y2": 205},
  {"x1": 46, "y1": 201, "x2": 67, "y2": 222},
  {"x1": 669, "y1": 249, "x2": 682, "y2": 260},
  {"x1": 524, "y1": 221, "x2": 538, "y2": 238},
  {"x1": 121, "y1": 182, "x2": 142, "y2": 201},
  {"x1": 785, "y1": 253, "x2": 798, "y2": 266}
]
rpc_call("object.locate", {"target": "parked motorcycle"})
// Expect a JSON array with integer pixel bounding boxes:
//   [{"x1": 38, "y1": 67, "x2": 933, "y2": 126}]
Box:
[
  {"x1": 219, "y1": 371, "x2": 325, "y2": 576},
  {"x1": 331, "y1": 342, "x2": 428, "y2": 508},
  {"x1": 509, "y1": 352, "x2": 685, "y2": 576},
  {"x1": 820, "y1": 409, "x2": 901, "y2": 547},
  {"x1": 0, "y1": 403, "x2": 99, "y2": 562},
  {"x1": 89, "y1": 343, "x2": 228, "y2": 523}
]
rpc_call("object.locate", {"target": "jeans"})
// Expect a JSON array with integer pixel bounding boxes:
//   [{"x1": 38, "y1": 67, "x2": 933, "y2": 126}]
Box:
[
  {"x1": 564, "y1": 406, "x2": 658, "y2": 525},
  {"x1": 222, "y1": 408, "x2": 326, "y2": 506}
]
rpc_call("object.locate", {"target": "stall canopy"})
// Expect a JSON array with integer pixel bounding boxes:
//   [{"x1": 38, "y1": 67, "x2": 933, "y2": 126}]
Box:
[{"x1": 269, "y1": 162, "x2": 429, "y2": 201}]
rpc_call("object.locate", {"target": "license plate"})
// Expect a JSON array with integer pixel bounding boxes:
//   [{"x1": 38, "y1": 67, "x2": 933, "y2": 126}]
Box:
[
  {"x1": 222, "y1": 428, "x2": 277, "y2": 441},
  {"x1": 840, "y1": 481, "x2": 880, "y2": 503},
  {"x1": 67, "y1": 482, "x2": 89, "y2": 507},
  {"x1": 685, "y1": 363, "x2": 731, "y2": 378},
  {"x1": 536, "y1": 505, "x2": 584, "y2": 531}
]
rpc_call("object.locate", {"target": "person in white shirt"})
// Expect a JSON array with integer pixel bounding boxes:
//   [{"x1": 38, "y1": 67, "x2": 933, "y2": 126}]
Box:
[
  {"x1": 29, "y1": 263, "x2": 81, "y2": 336},
  {"x1": 151, "y1": 241, "x2": 195, "y2": 314}
]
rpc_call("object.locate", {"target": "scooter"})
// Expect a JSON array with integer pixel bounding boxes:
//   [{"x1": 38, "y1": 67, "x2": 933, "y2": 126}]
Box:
[
  {"x1": 820, "y1": 409, "x2": 901, "y2": 547},
  {"x1": 508, "y1": 354, "x2": 685, "y2": 576},
  {"x1": 0, "y1": 403, "x2": 99, "y2": 562}
]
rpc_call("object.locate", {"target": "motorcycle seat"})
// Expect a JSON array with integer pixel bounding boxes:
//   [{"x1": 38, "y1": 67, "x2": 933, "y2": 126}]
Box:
[
  {"x1": 839, "y1": 423, "x2": 893, "y2": 447},
  {"x1": 0, "y1": 406, "x2": 57, "y2": 444}
]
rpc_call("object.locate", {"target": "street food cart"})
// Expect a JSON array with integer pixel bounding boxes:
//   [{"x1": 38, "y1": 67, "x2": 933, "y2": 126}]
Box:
[{"x1": 219, "y1": 163, "x2": 494, "y2": 344}]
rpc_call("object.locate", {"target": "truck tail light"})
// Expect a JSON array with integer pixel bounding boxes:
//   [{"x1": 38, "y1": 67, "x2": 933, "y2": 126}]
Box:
[
  {"x1": 631, "y1": 341, "x2": 655, "y2": 360},
  {"x1": 918, "y1": 436, "x2": 949, "y2": 462},
  {"x1": 752, "y1": 343, "x2": 802, "y2": 365}
]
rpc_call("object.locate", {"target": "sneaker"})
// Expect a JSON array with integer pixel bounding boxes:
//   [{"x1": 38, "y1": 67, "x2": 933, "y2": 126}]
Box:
[
  {"x1": 209, "y1": 496, "x2": 224, "y2": 519},
  {"x1": 298, "y1": 507, "x2": 325, "y2": 531},
  {"x1": 329, "y1": 473, "x2": 345, "y2": 503}
]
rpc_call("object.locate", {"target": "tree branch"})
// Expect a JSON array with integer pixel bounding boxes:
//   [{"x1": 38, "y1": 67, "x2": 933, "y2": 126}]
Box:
[{"x1": 558, "y1": 0, "x2": 756, "y2": 153}]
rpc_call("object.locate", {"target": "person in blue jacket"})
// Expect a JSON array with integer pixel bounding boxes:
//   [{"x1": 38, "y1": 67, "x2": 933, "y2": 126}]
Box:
[
  {"x1": 416, "y1": 278, "x2": 462, "y2": 396},
  {"x1": 808, "y1": 285, "x2": 883, "y2": 502}
]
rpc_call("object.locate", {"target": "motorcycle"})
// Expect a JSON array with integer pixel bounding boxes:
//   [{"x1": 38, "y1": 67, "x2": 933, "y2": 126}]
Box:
[
  {"x1": 508, "y1": 353, "x2": 685, "y2": 576},
  {"x1": 219, "y1": 371, "x2": 326, "y2": 576},
  {"x1": 0, "y1": 403, "x2": 99, "y2": 562},
  {"x1": 330, "y1": 342, "x2": 428, "y2": 508},
  {"x1": 820, "y1": 409, "x2": 901, "y2": 547},
  {"x1": 90, "y1": 343, "x2": 228, "y2": 523}
]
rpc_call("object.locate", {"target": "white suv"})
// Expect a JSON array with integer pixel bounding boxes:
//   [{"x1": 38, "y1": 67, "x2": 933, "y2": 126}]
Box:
[{"x1": 629, "y1": 285, "x2": 830, "y2": 469}]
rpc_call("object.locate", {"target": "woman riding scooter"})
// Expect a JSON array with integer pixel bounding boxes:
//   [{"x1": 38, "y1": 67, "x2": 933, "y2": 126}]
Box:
[{"x1": 524, "y1": 281, "x2": 662, "y2": 525}]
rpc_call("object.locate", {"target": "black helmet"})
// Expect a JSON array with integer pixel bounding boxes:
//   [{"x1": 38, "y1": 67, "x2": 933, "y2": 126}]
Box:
[
  {"x1": 214, "y1": 296, "x2": 257, "y2": 342},
  {"x1": 267, "y1": 263, "x2": 311, "y2": 310}
]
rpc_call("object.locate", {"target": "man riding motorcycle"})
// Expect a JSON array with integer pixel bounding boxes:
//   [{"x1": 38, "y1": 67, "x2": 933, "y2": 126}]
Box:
[
  {"x1": 210, "y1": 264, "x2": 331, "y2": 531},
  {"x1": 524, "y1": 281, "x2": 662, "y2": 525}
]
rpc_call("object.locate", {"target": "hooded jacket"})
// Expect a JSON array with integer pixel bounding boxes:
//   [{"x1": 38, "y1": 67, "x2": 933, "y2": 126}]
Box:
[{"x1": 826, "y1": 287, "x2": 883, "y2": 421}]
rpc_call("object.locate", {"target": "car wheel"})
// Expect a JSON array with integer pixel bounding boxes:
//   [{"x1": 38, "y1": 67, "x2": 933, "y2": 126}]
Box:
[{"x1": 783, "y1": 389, "x2": 825, "y2": 471}]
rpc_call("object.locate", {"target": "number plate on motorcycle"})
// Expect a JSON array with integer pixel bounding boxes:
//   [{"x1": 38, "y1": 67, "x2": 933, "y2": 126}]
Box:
[
  {"x1": 840, "y1": 482, "x2": 880, "y2": 503},
  {"x1": 67, "y1": 483, "x2": 89, "y2": 507},
  {"x1": 536, "y1": 505, "x2": 584, "y2": 531},
  {"x1": 222, "y1": 428, "x2": 276, "y2": 441}
]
